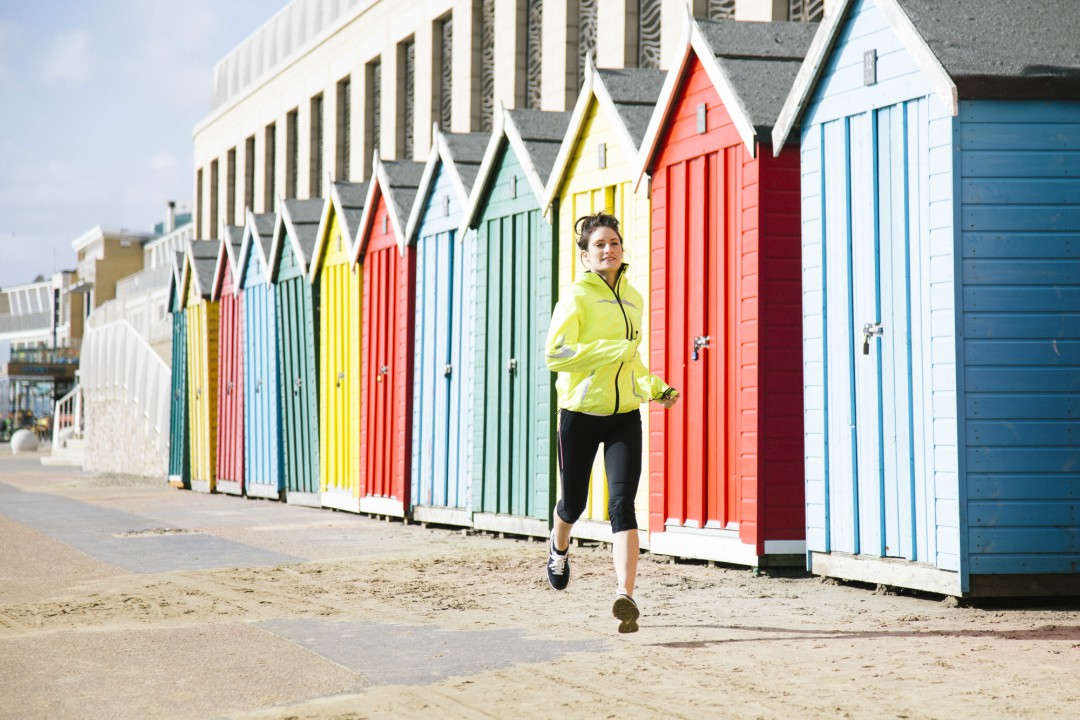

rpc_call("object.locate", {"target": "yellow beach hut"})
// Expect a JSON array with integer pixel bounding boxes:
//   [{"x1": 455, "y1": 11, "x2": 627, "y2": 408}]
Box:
[
  {"x1": 540, "y1": 56, "x2": 665, "y2": 544},
  {"x1": 181, "y1": 238, "x2": 222, "y2": 493},
  {"x1": 309, "y1": 180, "x2": 368, "y2": 512}
]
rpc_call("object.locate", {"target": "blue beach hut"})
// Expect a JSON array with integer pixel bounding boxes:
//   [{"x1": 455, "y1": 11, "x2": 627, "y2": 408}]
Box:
[
  {"x1": 404, "y1": 126, "x2": 488, "y2": 527},
  {"x1": 269, "y1": 198, "x2": 325, "y2": 507},
  {"x1": 459, "y1": 106, "x2": 572, "y2": 538},
  {"x1": 773, "y1": 0, "x2": 1080, "y2": 596},
  {"x1": 167, "y1": 249, "x2": 190, "y2": 489},
  {"x1": 238, "y1": 209, "x2": 284, "y2": 500}
]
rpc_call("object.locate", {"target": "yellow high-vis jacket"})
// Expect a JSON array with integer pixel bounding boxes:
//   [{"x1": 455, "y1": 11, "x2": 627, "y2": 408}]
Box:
[{"x1": 545, "y1": 264, "x2": 670, "y2": 415}]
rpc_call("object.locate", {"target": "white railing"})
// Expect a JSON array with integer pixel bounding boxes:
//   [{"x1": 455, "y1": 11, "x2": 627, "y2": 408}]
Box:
[
  {"x1": 52, "y1": 383, "x2": 83, "y2": 450},
  {"x1": 80, "y1": 319, "x2": 171, "y2": 453}
]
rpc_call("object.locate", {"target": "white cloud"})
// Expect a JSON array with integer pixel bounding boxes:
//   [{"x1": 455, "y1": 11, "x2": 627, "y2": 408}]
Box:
[
  {"x1": 150, "y1": 151, "x2": 177, "y2": 171},
  {"x1": 42, "y1": 29, "x2": 92, "y2": 85}
]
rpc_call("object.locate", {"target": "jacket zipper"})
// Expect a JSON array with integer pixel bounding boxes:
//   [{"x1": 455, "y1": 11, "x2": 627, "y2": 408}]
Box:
[{"x1": 606, "y1": 266, "x2": 631, "y2": 416}]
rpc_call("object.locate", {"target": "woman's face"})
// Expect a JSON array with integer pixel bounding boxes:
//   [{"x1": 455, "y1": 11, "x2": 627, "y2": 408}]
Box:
[{"x1": 581, "y1": 225, "x2": 623, "y2": 277}]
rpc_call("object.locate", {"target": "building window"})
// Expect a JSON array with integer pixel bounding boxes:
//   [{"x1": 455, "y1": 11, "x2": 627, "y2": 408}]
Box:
[
  {"x1": 336, "y1": 76, "x2": 351, "y2": 180},
  {"x1": 226, "y1": 147, "x2": 237, "y2": 226},
  {"x1": 196, "y1": 168, "x2": 203, "y2": 237},
  {"x1": 525, "y1": 0, "x2": 542, "y2": 109},
  {"x1": 578, "y1": 0, "x2": 597, "y2": 90},
  {"x1": 367, "y1": 58, "x2": 382, "y2": 164},
  {"x1": 244, "y1": 135, "x2": 255, "y2": 213},
  {"x1": 435, "y1": 14, "x2": 453, "y2": 129},
  {"x1": 286, "y1": 109, "x2": 299, "y2": 198},
  {"x1": 697, "y1": 0, "x2": 735, "y2": 19},
  {"x1": 789, "y1": 0, "x2": 824, "y2": 21},
  {"x1": 264, "y1": 122, "x2": 276, "y2": 211},
  {"x1": 310, "y1": 93, "x2": 324, "y2": 197},
  {"x1": 637, "y1": 0, "x2": 662, "y2": 69},
  {"x1": 479, "y1": 0, "x2": 495, "y2": 132},
  {"x1": 399, "y1": 38, "x2": 415, "y2": 159},
  {"x1": 209, "y1": 159, "x2": 219, "y2": 237}
]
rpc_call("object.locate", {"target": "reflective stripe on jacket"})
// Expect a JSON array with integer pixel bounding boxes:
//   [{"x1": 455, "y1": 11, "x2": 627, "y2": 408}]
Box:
[{"x1": 545, "y1": 264, "x2": 669, "y2": 415}]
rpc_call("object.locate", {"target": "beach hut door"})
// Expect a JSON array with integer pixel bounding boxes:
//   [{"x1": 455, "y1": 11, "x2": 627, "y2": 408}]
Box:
[{"x1": 846, "y1": 108, "x2": 916, "y2": 560}]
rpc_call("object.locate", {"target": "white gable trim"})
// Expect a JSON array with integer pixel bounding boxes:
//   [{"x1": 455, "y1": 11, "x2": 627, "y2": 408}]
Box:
[
  {"x1": 540, "y1": 54, "x2": 597, "y2": 215},
  {"x1": 772, "y1": 0, "x2": 957, "y2": 154},
  {"x1": 457, "y1": 104, "x2": 508, "y2": 242}
]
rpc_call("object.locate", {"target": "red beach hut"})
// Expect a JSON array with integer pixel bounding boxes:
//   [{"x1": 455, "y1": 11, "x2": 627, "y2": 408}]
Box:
[
  {"x1": 213, "y1": 224, "x2": 245, "y2": 495},
  {"x1": 349, "y1": 153, "x2": 425, "y2": 517},
  {"x1": 635, "y1": 16, "x2": 816, "y2": 567}
]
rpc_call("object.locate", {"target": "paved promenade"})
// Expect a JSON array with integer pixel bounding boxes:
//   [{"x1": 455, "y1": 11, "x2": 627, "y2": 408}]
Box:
[{"x1": 2, "y1": 449, "x2": 1079, "y2": 719}]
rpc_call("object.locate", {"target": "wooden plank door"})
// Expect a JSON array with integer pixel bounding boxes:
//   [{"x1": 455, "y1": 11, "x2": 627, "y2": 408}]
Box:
[
  {"x1": 414, "y1": 229, "x2": 465, "y2": 508},
  {"x1": 215, "y1": 285, "x2": 244, "y2": 488},
  {"x1": 168, "y1": 311, "x2": 189, "y2": 487},
  {"x1": 319, "y1": 254, "x2": 361, "y2": 504},
  {"x1": 824, "y1": 109, "x2": 916, "y2": 559},
  {"x1": 186, "y1": 301, "x2": 218, "y2": 490},
  {"x1": 657, "y1": 149, "x2": 736, "y2": 530},
  {"x1": 276, "y1": 270, "x2": 320, "y2": 497},
  {"x1": 244, "y1": 281, "x2": 283, "y2": 494}
]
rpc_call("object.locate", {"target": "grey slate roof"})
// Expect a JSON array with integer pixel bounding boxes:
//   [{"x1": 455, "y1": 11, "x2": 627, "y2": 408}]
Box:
[
  {"x1": 332, "y1": 181, "x2": 368, "y2": 240},
  {"x1": 189, "y1": 240, "x2": 221, "y2": 300},
  {"x1": 596, "y1": 67, "x2": 667, "y2": 148},
  {"x1": 380, "y1": 161, "x2": 425, "y2": 227},
  {"x1": 897, "y1": 0, "x2": 1080, "y2": 99},
  {"x1": 222, "y1": 225, "x2": 244, "y2": 265},
  {"x1": 442, "y1": 132, "x2": 490, "y2": 195},
  {"x1": 251, "y1": 213, "x2": 276, "y2": 259},
  {"x1": 507, "y1": 109, "x2": 574, "y2": 186},
  {"x1": 282, "y1": 198, "x2": 325, "y2": 263},
  {"x1": 698, "y1": 19, "x2": 818, "y2": 135}
]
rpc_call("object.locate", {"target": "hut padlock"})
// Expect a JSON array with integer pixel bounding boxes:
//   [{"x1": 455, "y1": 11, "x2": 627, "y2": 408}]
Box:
[
  {"x1": 444, "y1": 364, "x2": 453, "y2": 378},
  {"x1": 294, "y1": 377, "x2": 302, "y2": 395},
  {"x1": 377, "y1": 364, "x2": 389, "y2": 382},
  {"x1": 508, "y1": 357, "x2": 517, "y2": 373},
  {"x1": 692, "y1": 335, "x2": 711, "y2": 361},
  {"x1": 862, "y1": 322, "x2": 883, "y2": 355},
  {"x1": 336, "y1": 370, "x2": 345, "y2": 387}
]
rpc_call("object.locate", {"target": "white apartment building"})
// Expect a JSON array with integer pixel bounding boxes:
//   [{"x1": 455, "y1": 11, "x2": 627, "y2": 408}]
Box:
[{"x1": 193, "y1": 0, "x2": 826, "y2": 238}]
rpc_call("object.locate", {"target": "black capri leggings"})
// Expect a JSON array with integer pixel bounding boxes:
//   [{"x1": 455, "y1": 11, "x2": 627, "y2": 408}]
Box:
[{"x1": 555, "y1": 408, "x2": 642, "y2": 534}]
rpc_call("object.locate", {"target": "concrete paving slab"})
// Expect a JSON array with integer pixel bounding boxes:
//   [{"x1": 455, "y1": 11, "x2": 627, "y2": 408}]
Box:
[
  {"x1": 256, "y1": 618, "x2": 607, "y2": 686},
  {"x1": 0, "y1": 482, "x2": 301, "y2": 573}
]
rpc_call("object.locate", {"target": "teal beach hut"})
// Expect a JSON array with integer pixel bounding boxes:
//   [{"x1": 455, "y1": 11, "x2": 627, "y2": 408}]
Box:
[{"x1": 459, "y1": 106, "x2": 572, "y2": 538}]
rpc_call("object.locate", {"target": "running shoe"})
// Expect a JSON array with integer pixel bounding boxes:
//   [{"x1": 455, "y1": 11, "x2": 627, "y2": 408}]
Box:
[
  {"x1": 612, "y1": 593, "x2": 639, "y2": 634},
  {"x1": 546, "y1": 535, "x2": 570, "y2": 590}
]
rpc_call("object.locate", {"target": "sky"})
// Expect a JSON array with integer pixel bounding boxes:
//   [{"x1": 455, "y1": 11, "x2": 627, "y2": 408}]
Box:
[{"x1": 0, "y1": 0, "x2": 288, "y2": 290}]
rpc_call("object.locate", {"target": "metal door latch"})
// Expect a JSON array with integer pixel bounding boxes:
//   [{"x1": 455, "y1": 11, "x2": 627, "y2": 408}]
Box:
[
  {"x1": 444, "y1": 364, "x2": 453, "y2": 378},
  {"x1": 862, "y1": 322, "x2": 883, "y2": 355},
  {"x1": 377, "y1": 364, "x2": 389, "y2": 382},
  {"x1": 692, "y1": 335, "x2": 711, "y2": 361},
  {"x1": 507, "y1": 358, "x2": 518, "y2": 373}
]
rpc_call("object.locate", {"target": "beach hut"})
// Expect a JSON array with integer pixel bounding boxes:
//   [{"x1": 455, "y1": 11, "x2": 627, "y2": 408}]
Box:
[
  {"x1": 212, "y1": 224, "x2": 246, "y2": 496},
  {"x1": 349, "y1": 155, "x2": 424, "y2": 517},
  {"x1": 458, "y1": 106, "x2": 571, "y2": 537},
  {"x1": 310, "y1": 180, "x2": 367, "y2": 513},
  {"x1": 167, "y1": 250, "x2": 190, "y2": 489},
  {"x1": 633, "y1": 16, "x2": 816, "y2": 566},
  {"x1": 239, "y1": 210, "x2": 284, "y2": 500},
  {"x1": 404, "y1": 127, "x2": 488, "y2": 527},
  {"x1": 269, "y1": 198, "x2": 325, "y2": 507},
  {"x1": 180, "y1": 239, "x2": 222, "y2": 493},
  {"x1": 541, "y1": 58, "x2": 664, "y2": 545},
  {"x1": 772, "y1": 0, "x2": 1080, "y2": 596}
]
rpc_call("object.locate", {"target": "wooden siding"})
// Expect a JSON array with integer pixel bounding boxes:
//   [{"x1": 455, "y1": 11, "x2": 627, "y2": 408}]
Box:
[
  {"x1": 360, "y1": 191, "x2": 414, "y2": 514},
  {"x1": 412, "y1": 163, "x2": 471, "y2": 511},
  {"x1": 215, "y1": 264, "x2": 244, "y2": 489},
  {"x1": 276, "y1": 240, "x2": 321, "y2": 498},
  {"x1": 168, "y1": 310, "x2": 190, "y2": 486},
  {"x1": 470, "y1": 142, "x2": 556, "y2": 522},
  {"x1": 317, "y1": 212, "x2": 362, "y2": 506},
  {"x1": 553, "y1": 96, "x2": 651, "y2": 530},
  {"x1": 959, "y1": 99, "x2": 1080, "y2": 575},
  {"x1": 799, "y1": 0, "x2": 958, "y2": 570},
  {"x1": 242, "y1": 250, "x2": 283, "y2": 495}
]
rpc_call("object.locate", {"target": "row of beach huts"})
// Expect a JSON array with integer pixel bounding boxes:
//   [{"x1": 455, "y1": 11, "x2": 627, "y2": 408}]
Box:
[{"x1": 168, "y1": 0, "x2": 1080, "y2": 597}]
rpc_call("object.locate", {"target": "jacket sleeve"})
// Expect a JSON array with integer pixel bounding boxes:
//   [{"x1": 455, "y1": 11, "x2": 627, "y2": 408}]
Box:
[
  {"x1": 629, "y1": 350, "x2": 671, "y2": 401},
  {"x1": 545, "y1": 296, "x2": 637, "y2": 373}
]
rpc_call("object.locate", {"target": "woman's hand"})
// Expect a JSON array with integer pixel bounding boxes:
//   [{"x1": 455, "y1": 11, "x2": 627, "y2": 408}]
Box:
[{"x1": 656, "y1": 388, "x2": 680, "y2": 409}]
